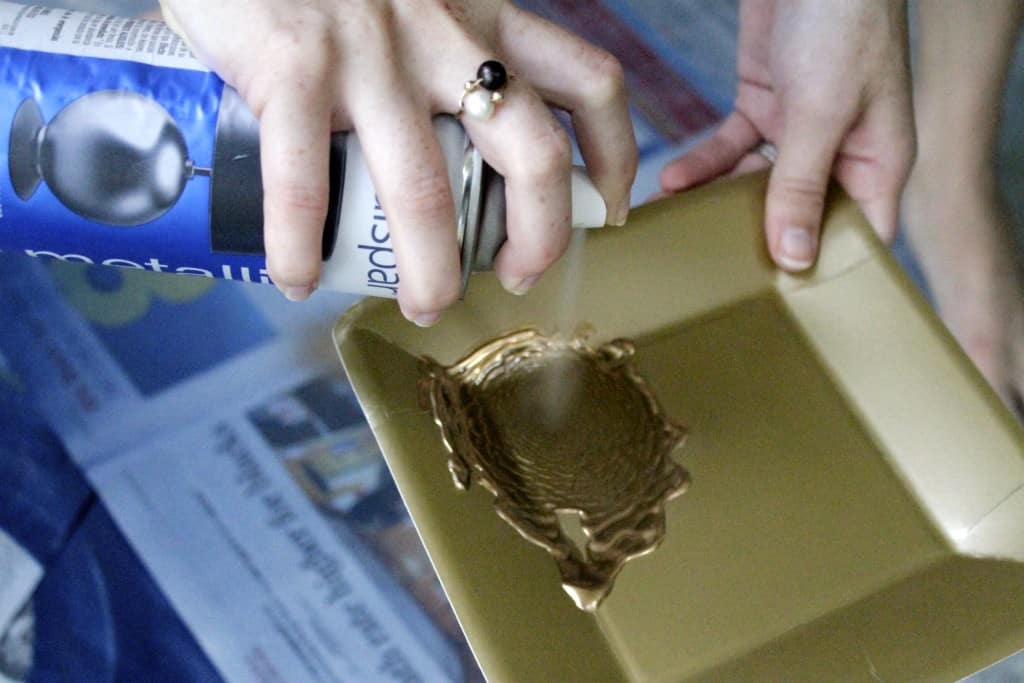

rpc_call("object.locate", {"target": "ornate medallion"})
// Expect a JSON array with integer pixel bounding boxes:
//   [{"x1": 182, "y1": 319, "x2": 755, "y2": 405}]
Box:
[{"x1": 419, "y1": 329, "x2": 689, "y2": 611}]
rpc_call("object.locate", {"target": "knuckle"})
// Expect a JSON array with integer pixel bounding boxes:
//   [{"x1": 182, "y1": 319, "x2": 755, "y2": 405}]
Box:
[
  {"x1": 400, "y1": 171, "x2": 454, "y2": 223},
  {"x1": 339, "y1": 6, "x2": 393, "y2": 51},
  {"x1": 789, "y1": 89, "x2": 846, "y2": 122},
  {"x1": 265, "y1": 22, "x2": 333, "y2": 75},
  {"x1": 265, "y1": 179, "x2": 331, "y2": 219},
  {"x1": 511, "y1": 124, "x2": 572, "y2": 182},
  {"x1": 243, "y1": 21, "x2": 337, "y2": 109},
  {"x1": 773, "y1": 174, "x2": 826, "y2": 214},
  {"x1": 579, "y1": 47, "x2": 627, "y2": 106}
]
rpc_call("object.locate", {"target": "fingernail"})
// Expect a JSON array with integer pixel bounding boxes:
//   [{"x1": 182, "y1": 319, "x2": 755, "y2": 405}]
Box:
[
  {"x1": 503, "y1": 274, "x2": 540, "y2": 296},
  {"x1": 282, "y1": 284, "x2": 315, "y2": 301},
  {"x1": 413, "y1": 312, "x2": 441, "y2": 328},
  {"x1": 777, "y1": 227, "x2": 816, "y2": 271},
  {"x1": 610, "y1": 202, "x2": 630, "y2": 226}
]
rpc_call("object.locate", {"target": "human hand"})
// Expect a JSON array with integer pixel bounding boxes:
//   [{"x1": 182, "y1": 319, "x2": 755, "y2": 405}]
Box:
[
  {"x1": 903, "y1": 0, "x2": 1024, "y2": 417},
  {"x1": 158, "y1": 0, "x2": 636, "y2": 323},
  {"x1": 658, "y1": 0, "x2": 914, "y2": 271}
]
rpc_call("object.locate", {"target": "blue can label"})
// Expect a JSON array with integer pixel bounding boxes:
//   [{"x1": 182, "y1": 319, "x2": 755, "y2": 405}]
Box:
[{"x1": 0, "y1": 3, "x2": 273, "y2": 285}]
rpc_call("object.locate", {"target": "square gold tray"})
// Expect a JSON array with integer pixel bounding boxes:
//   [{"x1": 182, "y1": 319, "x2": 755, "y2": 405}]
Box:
[{"x1": 334, "y1": 173, "x2": 1024, "y2": 682}]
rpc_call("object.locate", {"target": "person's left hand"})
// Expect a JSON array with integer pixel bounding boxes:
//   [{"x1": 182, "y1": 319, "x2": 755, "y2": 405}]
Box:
[{"x1": 658, "y1": 0, "x2": 915, "y2": 271}]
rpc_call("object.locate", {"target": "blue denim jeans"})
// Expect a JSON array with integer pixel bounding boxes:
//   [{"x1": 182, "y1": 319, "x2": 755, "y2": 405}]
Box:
[{"x1": 0, "y1": 394, "x2": 224, "y2": 683}]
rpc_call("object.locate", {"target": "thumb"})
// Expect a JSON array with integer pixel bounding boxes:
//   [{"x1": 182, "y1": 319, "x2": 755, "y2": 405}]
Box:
[
  {"x1": 156, "y1": 1, "x2": 183, "y2": 33},
  {"x1": 155, "y1": 2, "x2": 199, "y2": 56},
  {"x1": 765, "y1": 109, "x2": 848, "y2": 272}
]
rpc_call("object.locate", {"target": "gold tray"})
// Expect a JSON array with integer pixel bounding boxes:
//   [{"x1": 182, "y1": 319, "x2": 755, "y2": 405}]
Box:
[{"x1": 334, "y1": 173, "x2": 1024, "y2": 682}]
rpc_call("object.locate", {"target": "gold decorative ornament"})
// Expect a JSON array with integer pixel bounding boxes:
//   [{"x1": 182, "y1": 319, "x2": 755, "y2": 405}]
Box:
[{"x1": 419, "y1": 328, "x2": 689, "y2": 611}]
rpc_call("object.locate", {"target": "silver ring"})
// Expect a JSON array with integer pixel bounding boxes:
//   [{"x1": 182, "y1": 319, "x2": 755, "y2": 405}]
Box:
[{"x1": 754, "y1": 141, "x2": 778, "y2": 164}]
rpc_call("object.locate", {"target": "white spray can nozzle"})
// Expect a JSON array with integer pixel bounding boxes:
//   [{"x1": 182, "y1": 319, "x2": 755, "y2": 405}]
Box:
[
  {"x1": 468, "y1": 161, "x2": 607, "y2": 274},
  {"x1": 570, "y1": 166, "x2": 607, "y2": 229}
]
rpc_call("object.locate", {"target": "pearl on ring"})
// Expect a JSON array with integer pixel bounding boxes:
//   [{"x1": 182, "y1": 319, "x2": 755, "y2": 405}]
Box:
[
  {"x1": 458, "y1": 60, "x2": 510, "y2": 121},
  {"x1": 461, "y1": 86, "x2": 501, "y2": 120}
]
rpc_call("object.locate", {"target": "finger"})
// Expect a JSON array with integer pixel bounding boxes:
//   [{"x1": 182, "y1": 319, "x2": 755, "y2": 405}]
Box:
[
  {"x1": 730, "y1": 152, "x2": 773, "y2": 177},
  {"x1": 349, "y1": 87, "x2": 460, "y2": 325},
  {"x1": 651, "y1": 148, "x2": 769, "y2": 206},
  {"x1": 154, "y1": 0, "x2": 220, "y2": 65},
  {"x1": 259, "y1": 88, "x2": 332, "y2": 301},
  {"x1": 498, "y1": 5, "x2": 636, "y2": 225},
  {"x1": 459, "y1": 76, "x2": 574, "y2": 295},
  {"x1": 835, "y1": 96, "x2": 915, "y2": 244},
  {"x1": 765, "y1": 108, "x2": 850, "y2": 272},
  {"x1": 658, "y1": 112, "x2": 761, "y2": 193},
  {"x1": 156, "y1": 1, "x2": 182, "y2": 32}
]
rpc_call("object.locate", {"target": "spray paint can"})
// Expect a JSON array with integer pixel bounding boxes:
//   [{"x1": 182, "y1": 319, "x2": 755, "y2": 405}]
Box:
[{"x1": 0, "y1": 2, "x2": 606, "y2": 298}]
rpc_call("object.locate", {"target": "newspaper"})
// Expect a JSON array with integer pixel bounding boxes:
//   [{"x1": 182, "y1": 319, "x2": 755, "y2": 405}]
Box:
[
  {"x1": 0, "y1": 253, "x2": 482, "y2": 682},
  {"x1": 0, "y1": 527, "x2": 38, "y2": 683}
]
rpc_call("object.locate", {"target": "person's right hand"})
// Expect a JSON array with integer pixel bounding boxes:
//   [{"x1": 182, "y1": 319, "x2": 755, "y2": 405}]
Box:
[{"x1": 158, "y1": 0, "x2": 637, "y2": 325}]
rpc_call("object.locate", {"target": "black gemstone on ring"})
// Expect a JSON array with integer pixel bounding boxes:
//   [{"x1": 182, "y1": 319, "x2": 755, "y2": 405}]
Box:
[{"x1": 477, "y1": 60, "x2": 508, "y2": 91}]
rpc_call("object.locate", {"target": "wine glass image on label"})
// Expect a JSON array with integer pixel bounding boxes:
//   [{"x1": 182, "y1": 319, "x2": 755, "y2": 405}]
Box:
[{"x1": 8, "y1": 91, "x2": 211, "y2": 226}]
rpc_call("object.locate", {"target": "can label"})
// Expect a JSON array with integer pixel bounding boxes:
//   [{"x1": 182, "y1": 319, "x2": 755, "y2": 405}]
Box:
[
  {"x1": 0, "y1": 3, "x2": 280, "y2": 283},
  {"x1": 329, "y1": 138, "x2": 399, "y2": 297},
  {"x1": 0, "y1": 2, "x2": 406, "y2": 296}
]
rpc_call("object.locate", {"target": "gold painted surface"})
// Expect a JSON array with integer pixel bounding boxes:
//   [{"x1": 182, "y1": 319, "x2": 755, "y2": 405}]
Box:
[
  {"x1": 335, "y1": 175, "x2": 1024, "y2": 682},
  {"x1": 591, "y1": 293, "x2": 949, "y2": 681},
  {"x1": 419, "y1": 328, "x2": 689, "y2": 611}
]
